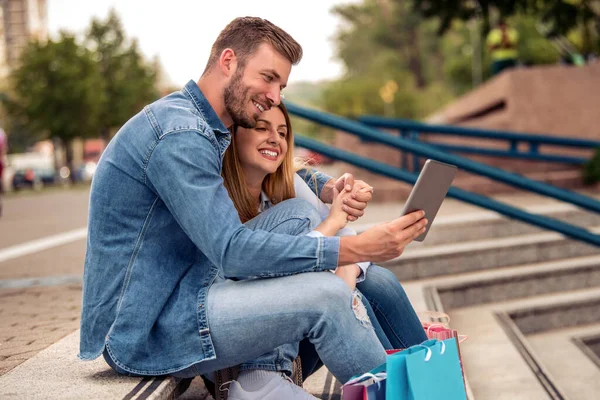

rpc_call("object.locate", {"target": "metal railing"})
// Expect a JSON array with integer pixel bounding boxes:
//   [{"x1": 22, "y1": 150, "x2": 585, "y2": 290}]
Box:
[
  {"x1": 358, "y1": 115, "x2": 600, "y2": 172},
  {"x1": 285, "y1": 102, "x2": 600, "y2": 247}
]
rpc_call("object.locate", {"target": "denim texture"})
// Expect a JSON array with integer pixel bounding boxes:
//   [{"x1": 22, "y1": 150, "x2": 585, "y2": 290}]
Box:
[
  {"x1": 166, "y1": 198, "x2": 387, "y2": 383},
  {"x1": 79, "y1": 81, "x2": 340, "y2": 375}
]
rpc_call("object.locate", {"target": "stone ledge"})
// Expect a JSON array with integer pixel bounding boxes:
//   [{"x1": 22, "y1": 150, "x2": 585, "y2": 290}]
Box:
[{"x1": 0, "y1": 330, "x2": 191, "y2": 400}]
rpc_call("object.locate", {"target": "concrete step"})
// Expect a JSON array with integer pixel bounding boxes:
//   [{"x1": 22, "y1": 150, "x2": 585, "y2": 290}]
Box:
[
  {"x1": 0, "y1": 331, "x2": 191, "y2": 399},
  {"x1": 434, "y1": 255, "x2": 600, "y2": 310},
  {"x1": 527, "y1": 324, "x2": 600, "y2": 399},
  {"x1": 353, "y1": 203, "x2": 600, "y2": 246},
  {"x1": 383, "y1": 226, "x2": 600, "y2": 281},
  {"x1": 508, "y1": 293, "x2": 600, "y2": 335},
  {"x1": 448, "y1": 287, "x2": 600, "y2": 400}
]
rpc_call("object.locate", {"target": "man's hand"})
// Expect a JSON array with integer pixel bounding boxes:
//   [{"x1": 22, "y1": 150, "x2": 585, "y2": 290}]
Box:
[
  {"x1": 321, "y1": 173, "x2": 374, "y2": 222},
  {"x1": 338, "y1": 210, "x2": 428, "y2": 265}
]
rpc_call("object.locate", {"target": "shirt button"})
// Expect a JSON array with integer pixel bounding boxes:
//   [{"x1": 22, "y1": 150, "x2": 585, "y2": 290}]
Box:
[{"x1": 198, "y1": 304, "x2": 204, "y2": 308}]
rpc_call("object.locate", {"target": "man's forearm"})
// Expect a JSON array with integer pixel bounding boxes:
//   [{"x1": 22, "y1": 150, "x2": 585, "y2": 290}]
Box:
[{"x1": 338, "y1": 235, "x2": 364, "y2": 265}]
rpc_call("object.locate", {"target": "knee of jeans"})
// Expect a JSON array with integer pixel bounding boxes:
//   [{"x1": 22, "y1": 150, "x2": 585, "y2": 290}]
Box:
[
  {"x1": 366, "y1": 265, "x2": 401, "y2": 289},
  {"x1": 277, "y1": 198, "x2": 322, "y2": 231},
  {"x1": 308, "y1": 274, "x2": 372, "y2": 328},
  {"x1": 307, "y1": 273, "x2": 349, "y2": 308}
]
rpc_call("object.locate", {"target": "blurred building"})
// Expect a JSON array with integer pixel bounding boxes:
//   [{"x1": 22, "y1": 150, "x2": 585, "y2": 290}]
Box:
[{"x1": 0, "y1": 0, "x2": 47, "y2": 76}]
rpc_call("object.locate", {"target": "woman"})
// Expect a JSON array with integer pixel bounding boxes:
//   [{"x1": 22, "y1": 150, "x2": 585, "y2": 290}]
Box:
[{"x1": 220, "y1": 103, "x2": 427, "y2": 389}]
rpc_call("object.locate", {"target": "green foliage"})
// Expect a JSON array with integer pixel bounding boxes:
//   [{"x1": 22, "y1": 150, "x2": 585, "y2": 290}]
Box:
[
  {"x1": 583, "y1": 147, "x2": 600, "y2": 185},
  {"x1": 322, "y1": 0, "x2": 598, "y2": 121},
  {"x1": 86, "y1": 9, "x2": 158, "y2": 138},
  {"x1": 513, "y1": 16, "x2": 561, "y2": 65},
  {"x1": 9, "y1": 32, "x2": 104, "y2": 146},
  {"x1": 323, "y1": 0, "x2": 458, "y2": 119},
  {"x1": 413, "y1": 0, "x2": 600, "y2": 38}
]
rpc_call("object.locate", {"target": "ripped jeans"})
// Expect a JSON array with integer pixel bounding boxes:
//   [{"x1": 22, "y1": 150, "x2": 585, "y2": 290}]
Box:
[
  {"x1": 234, "y1": 198, "x2": 426, "y2": 380},
  {"x1": 161, "y1": 198, "x2": 424, "y2": 383},
  {"x1": 160, "y1": 199, "x2": 387, "y2": 384}
]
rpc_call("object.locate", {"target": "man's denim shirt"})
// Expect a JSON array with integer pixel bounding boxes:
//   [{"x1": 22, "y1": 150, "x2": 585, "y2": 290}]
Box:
[{"x1": 79, "y1": 80, "x2": 340, "y2": 375}]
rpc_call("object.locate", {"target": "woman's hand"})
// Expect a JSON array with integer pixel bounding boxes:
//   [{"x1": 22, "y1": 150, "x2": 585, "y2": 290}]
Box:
[
  {"x1": 314, "y1": 186, "x2": 351, "y2": 236},
  {"x1": 321, "y1": 173, "x2": 374, "y2": 222}
]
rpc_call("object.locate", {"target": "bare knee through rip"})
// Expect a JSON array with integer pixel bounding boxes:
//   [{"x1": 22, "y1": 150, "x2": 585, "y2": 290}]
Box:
[{"x1": 304, "y1": 273, "x2": 372, "y2": 329}]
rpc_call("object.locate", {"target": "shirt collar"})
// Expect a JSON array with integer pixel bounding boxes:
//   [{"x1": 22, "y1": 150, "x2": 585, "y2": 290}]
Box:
[
  {"x1": 182, "y1": 80, "x2": 230, "y2": 135},
  {"x1": 258, "y1": 191, "x2": 271, "y2": 213}
]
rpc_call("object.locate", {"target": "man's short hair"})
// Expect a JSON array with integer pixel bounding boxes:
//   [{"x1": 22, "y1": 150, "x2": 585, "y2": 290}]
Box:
[{"x1": 203, "y1": 17, "x2": 303, "y2": 74}]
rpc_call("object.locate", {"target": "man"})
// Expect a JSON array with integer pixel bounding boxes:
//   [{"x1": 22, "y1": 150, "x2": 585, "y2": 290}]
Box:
[
  {"x1": 487, "y1": 19, "x2": 519, "y2": 75},
  {"x1": 79, "y1": 17, "x2": 427, "y2": 400}
]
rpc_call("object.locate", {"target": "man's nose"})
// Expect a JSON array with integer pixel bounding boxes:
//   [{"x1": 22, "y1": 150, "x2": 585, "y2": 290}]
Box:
[{"x1": 266, "y1": 89, "x2": 281, "y2": 106}]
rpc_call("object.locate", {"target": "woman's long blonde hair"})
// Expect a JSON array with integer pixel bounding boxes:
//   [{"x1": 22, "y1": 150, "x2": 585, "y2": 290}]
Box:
[{"x1": 223, "y1": 103, "x2": 311, "y2": 223}]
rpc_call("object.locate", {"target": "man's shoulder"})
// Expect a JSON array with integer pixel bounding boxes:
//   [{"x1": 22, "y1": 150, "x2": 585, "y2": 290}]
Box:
[{"x1": 146, "y1": 91, "x2": 211, "y2": 138}]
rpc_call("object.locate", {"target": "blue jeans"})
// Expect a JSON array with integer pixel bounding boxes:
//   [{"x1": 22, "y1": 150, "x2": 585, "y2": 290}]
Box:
[
  {"x1": 294, "y1": 265, "x2": 427, "y2": 379},
  {"x1": 104, "y1": 198, "x2": 422, "y2": 382},
  {"x1": 174, "y1": 199, "x2": 386, "y2": 383},
  {"x1": 234, "y1": 198, "x2": 426, "y2": 380}
]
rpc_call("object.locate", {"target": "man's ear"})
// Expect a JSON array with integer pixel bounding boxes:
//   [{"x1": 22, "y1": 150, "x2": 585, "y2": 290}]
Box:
[{"x1": 219, "y1": 48, "x2": 237, "y2": 78}]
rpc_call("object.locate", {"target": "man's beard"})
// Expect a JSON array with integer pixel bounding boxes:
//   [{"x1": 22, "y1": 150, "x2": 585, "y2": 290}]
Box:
[{"x1": 224, "y1": 68, "x2": 256, "y2": 129}]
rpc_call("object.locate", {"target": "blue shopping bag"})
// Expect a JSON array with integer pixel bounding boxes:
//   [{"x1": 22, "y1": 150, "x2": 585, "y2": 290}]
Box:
[{"x1": 386, "y1": 338, "x2": 467, "y2": 400}]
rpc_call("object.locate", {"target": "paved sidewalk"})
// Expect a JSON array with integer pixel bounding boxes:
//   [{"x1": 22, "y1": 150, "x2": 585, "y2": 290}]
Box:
[{"x1": 0, "y1": 285, "x2": 82, "y2": 375}]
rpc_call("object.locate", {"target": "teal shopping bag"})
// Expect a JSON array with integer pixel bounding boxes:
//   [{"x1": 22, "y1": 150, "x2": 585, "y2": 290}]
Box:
[{"x1": 386, "y1": 339, "x2": 467, "y2": 400}]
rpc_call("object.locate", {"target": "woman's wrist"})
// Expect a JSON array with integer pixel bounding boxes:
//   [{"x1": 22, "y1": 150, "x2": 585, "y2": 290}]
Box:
[{"x1": 315, "y1": 217, "x2": 344, "y2": 236}]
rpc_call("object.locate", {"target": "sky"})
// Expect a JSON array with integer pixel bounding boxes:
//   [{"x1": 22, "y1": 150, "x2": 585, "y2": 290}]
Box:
[{"x1": 47, "y1": 0, "x2": 358, "y2": 87}]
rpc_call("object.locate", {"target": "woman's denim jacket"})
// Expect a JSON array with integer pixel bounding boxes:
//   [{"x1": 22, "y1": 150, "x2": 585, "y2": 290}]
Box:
[{"x1": 78, "y1": 80, "x2": 340, "y2": 375}]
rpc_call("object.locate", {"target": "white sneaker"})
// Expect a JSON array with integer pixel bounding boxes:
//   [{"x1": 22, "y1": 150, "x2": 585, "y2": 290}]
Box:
[{"x1": 227, "y1": 372, "x2": 318, "y2": 400}]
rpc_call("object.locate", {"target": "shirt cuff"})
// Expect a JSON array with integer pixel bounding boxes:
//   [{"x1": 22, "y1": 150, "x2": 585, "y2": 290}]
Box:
[
  {"x1": 355, "y1": 261, "x2": 370, "y2": 283},
  {"x1": 306, "y1": 230, "x2": 324, "y2": 238},
  {"x1": 296, "y1": 168, "x2": 333, "y2": 198}
]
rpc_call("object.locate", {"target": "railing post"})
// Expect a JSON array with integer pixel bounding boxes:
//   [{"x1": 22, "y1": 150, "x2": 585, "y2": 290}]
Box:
[
  {"x1": 409, "y1": 130, "x2": 420, "y2": 172},
  {"x1": 400, "y1": 130, "x2": 409, "y2": 170}
]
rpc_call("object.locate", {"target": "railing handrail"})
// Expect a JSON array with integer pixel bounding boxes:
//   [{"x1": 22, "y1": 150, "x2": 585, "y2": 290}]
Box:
[
  {"x1": 294, "y1": 135, "x2": 600, "y2": 246},
  {"x1": 358, "y1": 115, "x2": 600, "y2": 149},
  {"x1": 284, "y1": 101, "x2": 600, "y2": 216}
]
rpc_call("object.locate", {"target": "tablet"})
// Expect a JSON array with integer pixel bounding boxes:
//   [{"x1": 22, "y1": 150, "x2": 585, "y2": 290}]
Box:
[{"x1": 401, "y1": 159, "x2": 457, "y2": 242}]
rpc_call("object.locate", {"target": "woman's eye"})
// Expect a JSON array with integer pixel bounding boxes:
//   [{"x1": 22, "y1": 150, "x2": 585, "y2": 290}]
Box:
[
  {"x1": 279, "y1": 131, "x2": 287, "y2": 138},
  {"x1": 255, "y1": 127, "x2": 266, "y2": 132},
  {"x1": 263, "y1": 74, "x2": 273, "y2": 82}
]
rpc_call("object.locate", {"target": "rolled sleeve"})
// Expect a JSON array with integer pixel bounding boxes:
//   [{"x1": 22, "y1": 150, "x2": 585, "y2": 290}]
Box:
[{"x1": 297, "y1": 168, "x2": 332, "y2": 198}]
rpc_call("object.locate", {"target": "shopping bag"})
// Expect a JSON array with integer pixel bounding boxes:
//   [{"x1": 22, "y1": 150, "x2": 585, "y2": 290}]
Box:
[
  {"x1": 386, "y1": 338, "x2": 467, "y2": 400},
  {"x1": 424, "y1": 324, "x2": 468, "y2": 392},
  {"x1": 342, "y1": 364, "x2": 386, "y2": 400}
]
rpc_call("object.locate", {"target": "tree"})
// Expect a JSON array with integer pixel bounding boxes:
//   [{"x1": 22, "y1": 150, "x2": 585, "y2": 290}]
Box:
[
  {"x1": 332, "y1": 0, "x2": 428, "y2": 88},
  {"x1": 325, "y1": 0, "x2": 455, "y2": 118},
  {"x1": 9, "y1": 32, "x2": 104, "y2": 175},
  {"x1": 414, "y1": 0, "x2": 600, "y2": 38},
  {"x1": 86, "y1": 9, "x2": 158, "y2": 141}
]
